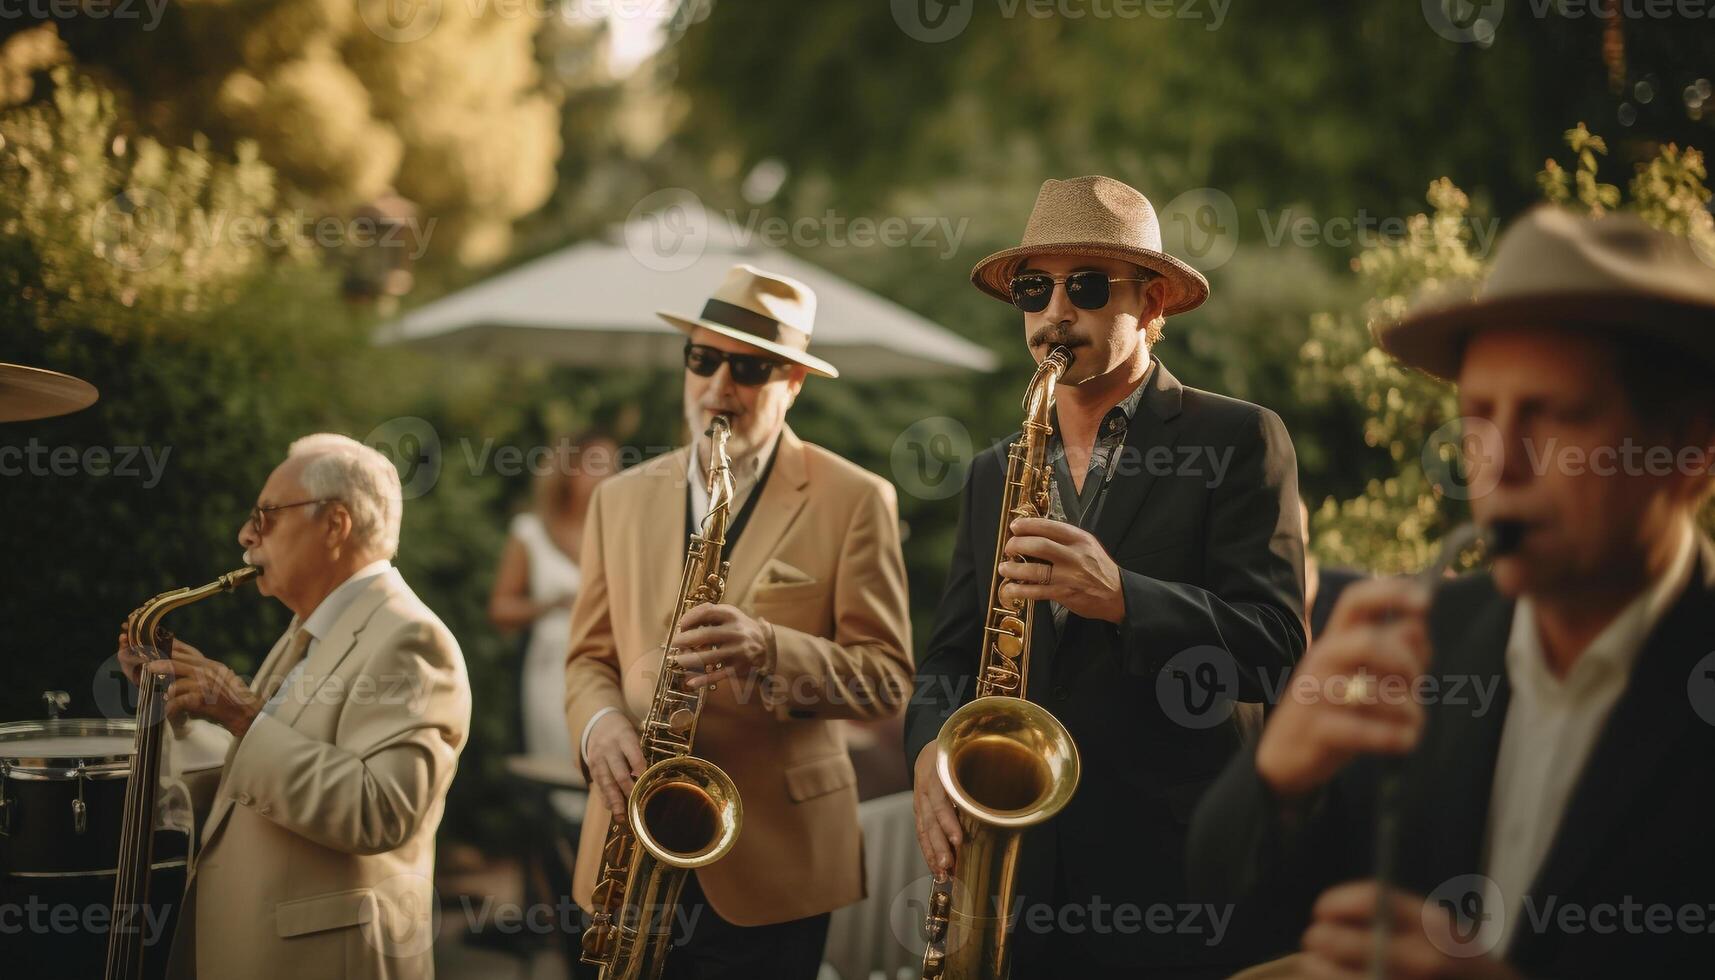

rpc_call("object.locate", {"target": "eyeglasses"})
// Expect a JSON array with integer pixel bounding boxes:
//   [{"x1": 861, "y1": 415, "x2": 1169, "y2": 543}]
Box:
[
  {"x1": 247, "y1": 499, "x2": 339, "y2": 536},
  {"x1": 1008, "y1": 271, "x2": 1153, "y2": 313},
  {"x1": 683, "y1": 342, "x2": 787, "y2": 387}
]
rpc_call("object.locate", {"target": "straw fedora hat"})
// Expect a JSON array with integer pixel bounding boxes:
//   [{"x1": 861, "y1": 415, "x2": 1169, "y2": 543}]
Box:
[
  {"x1": 971, "y1": 175, "x2": 1210, "y2": 316},
  {"x1": 1379, "y1": 205, "x2": 1715, "y2": 381},
  {"x1": 658, "y1": 263, "x2": 839, "y2": 379}
]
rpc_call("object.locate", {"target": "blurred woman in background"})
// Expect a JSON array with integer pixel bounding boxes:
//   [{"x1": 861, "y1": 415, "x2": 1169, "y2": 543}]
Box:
[{"x1": 489, "y1": 430, "x2": 620, "y2": 764}]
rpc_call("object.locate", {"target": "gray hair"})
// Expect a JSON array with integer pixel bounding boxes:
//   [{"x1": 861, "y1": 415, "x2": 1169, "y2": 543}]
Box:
[{"x1": 286, "y1": 433, "x2": 403, "y2": 559}]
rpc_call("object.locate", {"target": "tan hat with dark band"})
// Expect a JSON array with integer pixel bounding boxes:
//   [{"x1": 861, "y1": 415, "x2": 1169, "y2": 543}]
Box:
[{"x1": 658, "y1": 263, "x2": 840, "y2": 378}]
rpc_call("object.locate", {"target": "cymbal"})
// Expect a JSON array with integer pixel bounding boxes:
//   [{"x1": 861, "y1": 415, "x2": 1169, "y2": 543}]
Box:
[{"x1": 0, "y1": 363, "x2": 99, "y2": 422}]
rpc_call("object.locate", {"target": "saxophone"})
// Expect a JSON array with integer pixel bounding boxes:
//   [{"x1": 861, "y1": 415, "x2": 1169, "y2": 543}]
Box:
[
  {"x1": 580, "y1": 415, "x2": 745, "y2": 980},
  {"x1": 920, "y1": 346, "x2": 1082, "y2": 980},
  {"x1": 107, "y1": 565, "x2": 260, "y2": 980}
]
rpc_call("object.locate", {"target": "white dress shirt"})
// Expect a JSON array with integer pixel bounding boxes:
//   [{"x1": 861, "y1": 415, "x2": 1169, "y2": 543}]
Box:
[
  {"x1": 1481, "y1": 522, "x2": 1695, "y2": 954},
  {"x1": 576, "y1": 431, "x2": 780, "y2": 766},
  {"x1": 263, "y1": 559, "x2": 394, "y2": 714}
]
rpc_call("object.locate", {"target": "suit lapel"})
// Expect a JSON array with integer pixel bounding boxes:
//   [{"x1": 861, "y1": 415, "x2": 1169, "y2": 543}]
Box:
[
  {"x1": 1089, "y1": 356, "x2": 1184, "y2": 553},
  {"x1": 644, "y1": 447, "x2": 695, "y2": 637},
  {"x1": 247, "y1": 621, "x2": 299, "y2": 696},
  {"x1": 201, "y1": 626, "x2": 297, "y2": 847},
  {"x1": 1411, "y1": 580, "x2": 1515, "y2": 878},
  {"x1": 1039, "y1": 358, "x2": 1184, "y2": 686},
  {"x1": 720, "y1": 427, "x2": 810, "y2": 610},
  {"x1": 1514, "y1": 541, "x2": 1715, "y2": 945},
  {"x1": 271, "y1": 574, "x2": 395, "y2": 727}
]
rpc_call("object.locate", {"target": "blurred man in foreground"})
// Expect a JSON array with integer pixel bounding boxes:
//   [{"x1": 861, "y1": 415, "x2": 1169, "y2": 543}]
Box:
[{"x1": 1190, "y1": 207, "x2": 1715, "y2": 978}]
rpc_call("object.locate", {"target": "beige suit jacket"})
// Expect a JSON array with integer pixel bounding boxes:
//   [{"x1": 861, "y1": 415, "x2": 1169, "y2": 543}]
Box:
[
  {"x1": 565, "y1": 426, "x2": 914, "y2": 926},
  {"x1": 164, "y1": 569, "x2": 471, "y2": 980}
]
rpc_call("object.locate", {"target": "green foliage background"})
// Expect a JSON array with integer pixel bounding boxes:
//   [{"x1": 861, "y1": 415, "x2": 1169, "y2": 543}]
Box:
[{"x1": 2, "y1": 7, "x2": 1711, "y2": 850}]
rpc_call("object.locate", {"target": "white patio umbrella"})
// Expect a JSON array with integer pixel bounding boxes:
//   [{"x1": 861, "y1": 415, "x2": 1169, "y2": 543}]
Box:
[{"x1": 373, "y1": 200, "x2": 999, "y2": 378}]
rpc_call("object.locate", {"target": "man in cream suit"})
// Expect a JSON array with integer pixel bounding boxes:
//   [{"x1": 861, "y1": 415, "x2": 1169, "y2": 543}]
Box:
[
  {"x1": 566, "y1": 264, "x2": 914, "y2": 978},
  {"x1": 118, "y1": 433, "x2": 471, "y2": 979}
]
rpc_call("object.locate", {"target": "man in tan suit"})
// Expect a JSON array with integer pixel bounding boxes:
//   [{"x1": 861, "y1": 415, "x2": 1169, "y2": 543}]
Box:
[
  {"x1": 118, "y1": 433, "x2": 471, "y2": 979},
  {"x1": 566, "y1": 264, "x2": 914, "y2": 978}
]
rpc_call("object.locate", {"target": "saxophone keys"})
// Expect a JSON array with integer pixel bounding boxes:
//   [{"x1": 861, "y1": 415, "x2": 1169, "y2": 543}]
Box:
[
  {"x1": 667, "y1": 707, "x2": 694, "y2": 734},
  {"x1": 994, "y1": 616, "x2": 1026, "y2": 658}
]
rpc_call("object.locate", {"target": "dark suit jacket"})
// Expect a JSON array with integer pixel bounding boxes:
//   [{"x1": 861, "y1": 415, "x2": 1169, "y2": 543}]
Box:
[
  {"x1": 1188, "y1": 537, "x2": 1715, "y2": 976},
  {"x1": 905, "y1": 357, "x2": 1307, "y2": 971}
]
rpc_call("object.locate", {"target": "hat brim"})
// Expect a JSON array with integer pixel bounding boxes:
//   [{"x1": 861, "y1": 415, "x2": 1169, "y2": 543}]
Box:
[
  {"x1": 1378, "y1": 290, "x2": 1715, "y2": 382},
  {"x1": 970, "y1": 242, "x2": 1211, "y2": 316},
  {"x1": 658, "y1": 313, "x2": 840, "y2": 379}
]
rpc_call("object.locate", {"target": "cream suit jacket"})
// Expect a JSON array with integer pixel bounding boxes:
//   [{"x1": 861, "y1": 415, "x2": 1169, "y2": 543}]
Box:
[
  {"x1": 564, "y1": 426, "x2": 914, "y2": 926},
  {"x1": 162, "y1": 568, "x2": 471, "y2": 980}
]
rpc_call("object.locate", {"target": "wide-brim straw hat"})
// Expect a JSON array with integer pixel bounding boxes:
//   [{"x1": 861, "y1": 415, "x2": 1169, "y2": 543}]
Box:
[
  {"x1": 1379, "y1": 205, "x2": 1715, "y2": 380},
  {"x1": 971, "y1": 175, "x2": 1210, "y2": 316},
  {"x1": 659, "y1": 263, "x2": 840, "y2": 378}
]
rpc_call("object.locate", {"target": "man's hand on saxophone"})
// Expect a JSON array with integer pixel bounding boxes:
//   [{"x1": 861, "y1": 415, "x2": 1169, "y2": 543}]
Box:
[
  {"x1": 996, "y1": 517, "x2": 1126, "y2": 623},
  {"x1": 584, "y1": 711, "x2": 646, "y2": 821},
  {"x1": 669, "y1": 602, "x2": 775, "y2": 690},
  {"x1": 114, "y1": 629, "x2": 263, "y2": 738},
  {"x1": 912, "y1": 743, "x2": 963, "y2": 880}
]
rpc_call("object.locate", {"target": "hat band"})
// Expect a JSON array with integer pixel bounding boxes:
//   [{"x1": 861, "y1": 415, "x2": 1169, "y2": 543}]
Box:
[{"x1": 701, "y1": 298, "x2": 797, "y2": 344}]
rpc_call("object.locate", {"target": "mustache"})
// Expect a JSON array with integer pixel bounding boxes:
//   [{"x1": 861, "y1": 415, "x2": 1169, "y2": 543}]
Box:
[{"x1": 1028, "y1": 326, "x2": 1090, "y2": 349}]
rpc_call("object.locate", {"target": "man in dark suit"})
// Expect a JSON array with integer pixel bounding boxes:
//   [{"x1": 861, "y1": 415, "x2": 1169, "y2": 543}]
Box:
[
  {"x1": 1188, "y1": 207, "x2": 1715, "y2": 979},
  {"x1": 906, "y1": 176, "x2": 1307, "y2": 978}
]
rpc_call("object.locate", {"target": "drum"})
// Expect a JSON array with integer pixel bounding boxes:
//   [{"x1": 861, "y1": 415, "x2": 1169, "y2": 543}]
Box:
[{"x1": 1, "y1": 718, "x2": 187, "y2": 980}]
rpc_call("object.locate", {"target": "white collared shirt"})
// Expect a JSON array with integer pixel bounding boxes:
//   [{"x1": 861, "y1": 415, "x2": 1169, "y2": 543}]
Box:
[
  {"x1": 576, "y1": 431, "x2": 781, "y2": 765},
  {"x1": 1481, "y1": 522, "x2": 1695, "y2": 953},
  {"x1": 263, "y1": 559, "x2": 393, "y2": 715}
]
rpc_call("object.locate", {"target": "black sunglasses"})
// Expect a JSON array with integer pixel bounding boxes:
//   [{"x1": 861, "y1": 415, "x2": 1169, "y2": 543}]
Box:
[
  {"x1": 683, "y1": 342, "x2": 787, "y2": 386},
  {"x1": 1008, "y1": 270, "x2": 1152, "y2": 313}
]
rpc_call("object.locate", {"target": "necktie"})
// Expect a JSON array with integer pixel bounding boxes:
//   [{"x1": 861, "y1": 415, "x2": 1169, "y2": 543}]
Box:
[{"x1": 262, "y1": 627, "x2": 313, "y2": 705}]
